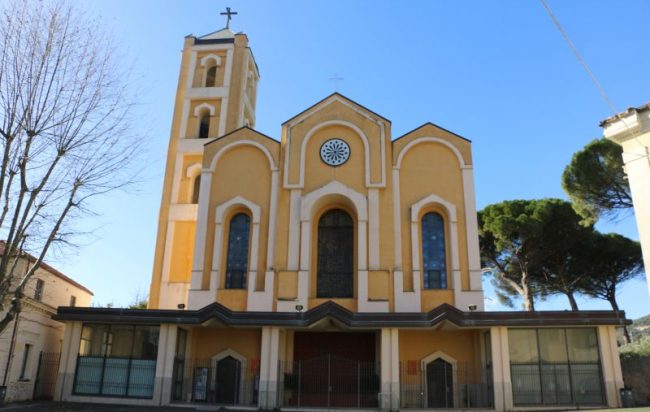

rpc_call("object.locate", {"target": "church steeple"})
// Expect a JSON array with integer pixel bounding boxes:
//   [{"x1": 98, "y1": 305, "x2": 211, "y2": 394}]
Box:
[{"x1": 148, "y1": 20, "x2": 259, "y2": 309}]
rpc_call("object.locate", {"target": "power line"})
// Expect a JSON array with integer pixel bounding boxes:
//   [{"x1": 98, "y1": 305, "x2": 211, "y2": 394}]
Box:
[{"x1": 540, "y1": 0, "x2": 648, "y2": 158}]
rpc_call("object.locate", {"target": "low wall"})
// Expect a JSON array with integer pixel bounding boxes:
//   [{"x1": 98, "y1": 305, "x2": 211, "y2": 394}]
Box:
[{"x1": 621, "y1": 355, "x2": 650, "y2": 406}]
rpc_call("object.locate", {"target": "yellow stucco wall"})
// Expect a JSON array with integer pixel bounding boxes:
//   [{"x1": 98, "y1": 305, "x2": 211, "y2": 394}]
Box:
[
  {"x1": 150, "y1": 29, "x2": 479, "y2": 314},
  {"x1": 190, "y1": 327, "x2": 262, "y2": 362}
]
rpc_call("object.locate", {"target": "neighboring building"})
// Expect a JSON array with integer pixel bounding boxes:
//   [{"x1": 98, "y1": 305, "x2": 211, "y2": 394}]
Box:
[
  {"x1": 0, "y1": 243, "x2": 92, "y2": 402},
  {"x1": 54, "y1": 24, "x2": 629, "y2": 410},
  {"x1": 601, "y1": 104, "x2": 650, "y2": 296}
]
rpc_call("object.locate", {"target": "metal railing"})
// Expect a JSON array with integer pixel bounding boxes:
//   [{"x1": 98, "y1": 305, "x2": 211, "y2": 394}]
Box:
[
  {"x1": 73, "y1": 355, "x2": 156, "y2": 398},
  {"x1": 510, "y1": 362, "x2": 605, "y2": 406},
  {"x1": 171, "y1": 357, "x2": 259, "y2": 406},
  {"x1": 277, "y1": 356, "x2": 380, "y2": 408},
  {"x1": 399, "y1": 361, "x2": 493, "y2": 409}
]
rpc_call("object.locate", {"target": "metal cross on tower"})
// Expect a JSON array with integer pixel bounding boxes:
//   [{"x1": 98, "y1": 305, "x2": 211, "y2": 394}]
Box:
[{"x1": 220, "y1": 7, "x2": 238, "y2": 29}]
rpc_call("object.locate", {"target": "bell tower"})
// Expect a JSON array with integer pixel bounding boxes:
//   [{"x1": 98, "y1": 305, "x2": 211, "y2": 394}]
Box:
[{"x1": 149, "y1": 19, "x2": 260, "y2": 309}]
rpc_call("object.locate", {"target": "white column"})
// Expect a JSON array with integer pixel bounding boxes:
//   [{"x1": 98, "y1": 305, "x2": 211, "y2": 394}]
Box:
[
  {"x1": 154, "y1": 324, "x2": 178, "y2": 406},
  {"x1": 380, "y1": 328, "x2": 400, "y2": 411},
  {"x1": 259, "y1": 327, "x2": 280, "y2": 409},
  {"x1": 490, "y1": 326, "x2": 512, "y2": 412},
  {"x1": 54, "y1": 321, "x2": 82, "y2": 402},
  {"x1": 598, "y1": 325, "x2": 624, "y2": 407}
]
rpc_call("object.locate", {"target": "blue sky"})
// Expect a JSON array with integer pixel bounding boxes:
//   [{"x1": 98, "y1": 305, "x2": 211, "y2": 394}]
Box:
[{"x1": 37, "y1": 1, "x2": 650, "y2": 317}]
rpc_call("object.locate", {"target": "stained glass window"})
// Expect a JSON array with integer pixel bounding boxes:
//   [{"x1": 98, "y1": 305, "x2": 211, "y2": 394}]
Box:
[
  {"x1": 317, "y1": 209, "x2": 354, "y2": 298},
  {"x1": 421, "y1": 212, "x2": 447, "y2": 289},
  {"x1": 225, "y1": 213, "x2": 250, "y2": 289}
]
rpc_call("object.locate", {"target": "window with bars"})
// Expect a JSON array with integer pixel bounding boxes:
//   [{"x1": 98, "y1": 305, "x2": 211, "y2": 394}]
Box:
[
  {"x1": 508, "y1": 328, "x2": 604, "y2": 406},
  {"x1": 225, "y1": 213, "x2": 250, "y2": 289},
  {"x1": 421, "y1": 212, "x2": 447, "y2": 289},
  {"x1": 74, "y1": 324, "x2": 160, "y2": 398}
]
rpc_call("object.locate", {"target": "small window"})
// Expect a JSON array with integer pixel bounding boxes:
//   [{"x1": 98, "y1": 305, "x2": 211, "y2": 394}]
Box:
[
  {"x1": 206, "y1": 66, "x2": 217, "y2": 87},
  {"x1": 198, "y1": 115, "x2": 210, "y2": 139},
  {"x1": 421, "y1": 212, "x2": 447, "y2": 289},
  {"x1": 191, "y1": 175, "x2": 201, "y2": 204},
  {"x1": 19, "y1": 344, "x2": 32, "y2": 380},
  {"x1": 34, "y1": 279, "x2": 44, "y2": 301},
  {"x1": 70, "y1": 295, "x2": 77, "y2": 307}
]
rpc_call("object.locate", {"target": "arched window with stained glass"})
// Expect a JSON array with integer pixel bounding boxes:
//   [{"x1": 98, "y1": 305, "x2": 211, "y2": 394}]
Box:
[
  {"x1": 421, "y1": 212, "x2": 447, "y2": 289},
  {"x1": 225, "y1": 213, "x2": 251, "y2": 289}
]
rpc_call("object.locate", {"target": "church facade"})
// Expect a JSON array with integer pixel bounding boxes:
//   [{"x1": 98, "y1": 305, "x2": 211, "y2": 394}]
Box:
[{"x1": 53, "y1": 25, "x2": 628, "y2": 411}]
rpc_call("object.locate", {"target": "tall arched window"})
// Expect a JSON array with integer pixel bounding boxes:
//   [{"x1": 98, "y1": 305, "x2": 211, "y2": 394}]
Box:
[
  {"x1": 191, "y1": 175, "x2": 201, "y2": 204},
  {"x1": 225, "y1": 213, "x2": 250, "y2": 289},
  {"x1": 317, "y1": 209, "x2": 353, "y2": 298},
  {"x1": 422, "y1": 212, "x2": 447, "y2": 289},
  {"x1": 206, "y1": 66, "x2": 217, "y2": 87},
  {"x1": 198, "y1": 114, "x2": 210, "y2": 139}
]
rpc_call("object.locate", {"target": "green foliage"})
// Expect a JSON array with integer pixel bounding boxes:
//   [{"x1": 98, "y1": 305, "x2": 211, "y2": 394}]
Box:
[
  {"x1": 479, "y1": 199, "x2": 574, "y2": 311},
  {"x1": 562, "y1": 138, "x2": 632, "y2": 225},
  {"x1": 128, "y1": 299, "x2": 148, "y2": 309},
  {"x1": 578, "y1": 233, "x2": 643, "y2": 310},
  {"x1": 480, "y1": 198, "x2": 640, "y2": 313},
  {"x1": 619, "y1": 335, "x2": 650, "y2": 360}
]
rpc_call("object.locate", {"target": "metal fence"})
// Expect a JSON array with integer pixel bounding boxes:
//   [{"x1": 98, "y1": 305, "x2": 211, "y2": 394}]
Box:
[
  {"x1": 33, "y1": 352, "x2": 60, "y2": 400},
  {"x1": 73, "y1": 356, "x2": 157, "y2": 398},
  {"x1": 399, "y1": 360, "x2": 493, "y2": 409},
  {"x1": 277, "y1": 356, "x2": 380, "y2": 408},
  {"x1": 171, "y1": 357, "x2": 259, "y2": 406},
  {"x1": 510, "y1": 362, "x2": 605, "y2": 406}
]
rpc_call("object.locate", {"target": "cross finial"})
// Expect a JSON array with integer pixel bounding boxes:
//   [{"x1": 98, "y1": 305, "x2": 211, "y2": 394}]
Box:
[{"x1": 220, "y1": 7, "x2": 237, "y2": 29}]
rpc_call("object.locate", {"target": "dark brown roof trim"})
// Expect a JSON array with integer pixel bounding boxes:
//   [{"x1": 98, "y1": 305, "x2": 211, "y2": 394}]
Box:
[
  {"x1": 194, "y1": 38, "x2": 235, "y2": 45},
  {"x1": 55, "y1": 301, "x2": 630, "y2": 328},
  {"x1": 393, "y1": 122, "x2": 472, "y2": 144},
  {"x1": 282, "y1": 93, "x2": 391, "y2": 126}
]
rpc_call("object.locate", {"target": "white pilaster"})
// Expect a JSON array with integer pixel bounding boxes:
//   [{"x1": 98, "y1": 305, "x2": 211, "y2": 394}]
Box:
[
  {"x1": 54, "y1": 321, "x2": 82, "y2": 401},
  {"x1": 287, "y1": 189, "x2": 301, "y2": 271},
  {"x1": 368, "y1": 188, "x2": 380, "y2": 269},
  {"x1": 598, "y1": 325, "x2": 624, "y2": 407},
  {"x1": 380, "y1": 328, "x2": 400, "y2": 411},
  {"x1": 490, "y1": 326, "x2": 512, "y2": 412},
  {"x1": 190, "y1": 171, "x2": 213, "y2": 291},
  {"x1": 259, "y1": 326, "x2": 280, "y2": 409}
]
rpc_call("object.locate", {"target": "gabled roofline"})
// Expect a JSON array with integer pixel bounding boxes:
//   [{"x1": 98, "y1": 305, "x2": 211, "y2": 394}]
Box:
[
  {"x1": 282, "y1": 92, "x2": 391, "y2": 126},
  {"x1": 393, "y1": 122, "x2": 471, "y2": 143},
  {"x1": 203, "y1": 126, "x2": 279, "y2": 146},
  {"x1": 0, "y1": 241, "x2": 93, "y2": 296},
  {"x1": 54, "y1": 300, "x2": 631, "y2": 328}
]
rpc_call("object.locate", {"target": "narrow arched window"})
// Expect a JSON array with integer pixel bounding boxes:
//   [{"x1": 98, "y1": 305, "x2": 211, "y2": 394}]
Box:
[
  {"x1": 206, "y1": 66, "x2": 217, "y2": 87},
  {"x1": 191, "y1": 175, "x2": 201, "y2": 204},
  {"x1": 317, "y1": 209, "x2": 354, "y2": 298},
  {"x1": 198, "y1": 114, "x2": 210, "y2": 139},
  {"x1": 422, "y1": 212, "x2": 447, "y2": 289},
  {"x1": 225, "y1": 213, "x2": 250, "y2": 289}
]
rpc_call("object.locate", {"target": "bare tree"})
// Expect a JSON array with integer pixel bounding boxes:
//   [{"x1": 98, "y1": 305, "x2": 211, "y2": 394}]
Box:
[{"x1": 0, "y1": 1, "x2": 141, "y2": 333}]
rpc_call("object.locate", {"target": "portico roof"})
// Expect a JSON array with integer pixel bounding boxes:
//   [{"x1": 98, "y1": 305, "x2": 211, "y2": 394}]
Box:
[{"x1": 55, "y1": 301, "x2": 630, "y2": 328}]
